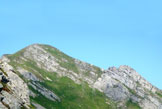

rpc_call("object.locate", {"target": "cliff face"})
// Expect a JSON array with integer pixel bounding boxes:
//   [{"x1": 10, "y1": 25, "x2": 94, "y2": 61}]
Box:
[
  {"x1": 0, "y1": 58, "x2": 30, "y2": 109},
  {"x1": 0, "y1": 44, "x2": 162, "y2": 109},
  {"x1": 94, "y1": 66, "x2": 162, "y2": 109}
]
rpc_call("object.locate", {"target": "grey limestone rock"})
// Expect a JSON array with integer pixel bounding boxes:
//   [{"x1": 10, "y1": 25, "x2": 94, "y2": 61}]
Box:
[
  {"x1": 0, "y1": 60, "x2": 30, "y2": 109},
  {"x1": 29, "y1": 81, "x2": 61, "y2": 102},
  {"x1": 94, "y1": 65, "x2": 162, "y2": 108},
  {"x1": 0, "y1": 44, "x2": 162, "y2": 109}
]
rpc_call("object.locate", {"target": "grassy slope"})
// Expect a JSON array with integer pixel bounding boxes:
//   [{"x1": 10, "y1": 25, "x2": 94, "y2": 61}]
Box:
[
  {"x1": 30, "y1": 75, "x2": 115, "y2": 109},
  {"x1": 40, "y1": 44, "x2": 80, "y2": 74},
  {"x1": 9, "y1": 61, "x2": 116, "y2": 109},
  {"x1": 41, "y1": 44, "x2": 103, "y2": 77},
  {"x1": 7, "y1": 45, "x2": 116, "y2": 109},
  {"x1": 6, "y1": 44, "x2": 142, "y2": 109}
]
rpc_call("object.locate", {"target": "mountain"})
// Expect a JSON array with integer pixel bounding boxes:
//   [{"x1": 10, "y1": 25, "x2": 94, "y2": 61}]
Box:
[{"x1": 0, "y1": 44, "x2": 162, "y2": 109}]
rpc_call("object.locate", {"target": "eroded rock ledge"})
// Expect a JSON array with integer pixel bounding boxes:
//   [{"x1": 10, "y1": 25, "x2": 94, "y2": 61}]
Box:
[{"x1": 0, "y1": 60, "x2": 30, "y2": 109}]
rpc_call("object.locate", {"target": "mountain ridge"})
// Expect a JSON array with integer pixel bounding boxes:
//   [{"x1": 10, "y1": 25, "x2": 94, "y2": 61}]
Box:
[{"x1": 0, "y1": 44, "x2": 162, "y2": 109}]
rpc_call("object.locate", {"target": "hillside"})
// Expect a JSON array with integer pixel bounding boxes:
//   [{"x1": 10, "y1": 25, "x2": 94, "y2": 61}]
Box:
[{"x1": 0, "y1": 44, "x2": 162, "y2": 109}]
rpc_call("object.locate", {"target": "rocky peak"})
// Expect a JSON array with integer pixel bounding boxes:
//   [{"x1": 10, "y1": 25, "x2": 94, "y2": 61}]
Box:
[
  {"x1": 107, "y1": 65, "x2": 157, "y2": 92},
  {"x1": 7, "y1": 44, "x2": 102, "y2": 85},
  {"x1": 94, "y1": 65, "x2": 162, "y2": 108},
  {"x1": 0, "y1": 44, "x2": 162, "y2": 109}
]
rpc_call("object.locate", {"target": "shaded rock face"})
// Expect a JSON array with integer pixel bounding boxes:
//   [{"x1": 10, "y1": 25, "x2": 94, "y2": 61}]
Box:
[
  {"x1": 94, "y1": 65, "x2": 162, "y2": 109},
  {"x1": 93, "y1": 72, "x2": 130, "y2": 101},
  {"x1": 104, "y1": 83, "x2": 130, "y2": 101},
  {"x1": 29, "y1": 81, "x2": 60, "y2": 102},
  {"x1": 0, "y1": 44, "x2": 162, "y2": 109}
]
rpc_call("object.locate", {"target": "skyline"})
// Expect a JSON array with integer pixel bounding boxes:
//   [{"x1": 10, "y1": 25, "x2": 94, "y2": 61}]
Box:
[{"x1": 0, "y1": 0, "x2": 162, "y2": 89}]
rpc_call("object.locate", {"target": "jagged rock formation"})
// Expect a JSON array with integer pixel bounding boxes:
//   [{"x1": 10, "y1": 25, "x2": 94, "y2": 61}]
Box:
[
  {"x1": 0, "y1": 44, "x2": 162, "y2": 109},
  {"x1": 94, "y1": 66, "x2": 162, "y2": 109},
  {"x1": 0, "y1": 60, "x2": 30, "y2": 109}
]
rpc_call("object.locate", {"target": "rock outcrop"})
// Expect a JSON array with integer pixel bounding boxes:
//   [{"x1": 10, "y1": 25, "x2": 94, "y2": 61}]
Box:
[
  {"x1": 0, "y1": 44, "x2": 162, "y2": 109},
  {"x1": 94, "y1": 66, "x2": 162, "y2": 109},
  {"x1": 0, "y1": 60, "x2": 30, "y2": 109}
]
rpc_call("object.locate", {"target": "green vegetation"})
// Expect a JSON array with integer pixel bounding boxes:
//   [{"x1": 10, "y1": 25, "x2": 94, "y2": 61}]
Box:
[
  {"x1": 41, "y1": 44, "x2": 103, "y2": 76},
  {"x1": 27, "y1": 104, "x2": 35, "y2": 109},
  {"x1": 4, "y1": 44, "x2": 161, "y2": 109},
  {"x1": 7, "y1": 48, "x2": 116, "y2": 109},
  {"x1": 41, "y1": 44, "x2": 79, "y2": 73},
  {"x1": 7, "y1": 47, "x2": 26, "y2": 61},
  {"x1": 27, "y1": 63, "x2": 116, "y2": 109},
  {"x1": 7, "y1": 44, "x2": 103, "y2": 77},
  {"x1": 123, "y1": 85, "x2": 136, "y2": 96},
  {"x1": 126, "y1": 99, "x2": 141, "y2": 109},
  {"x1": 136, "y1": 81, "x2": 141, "y2": 87},
  {"x1": 156, "y1": 91, "x2": 162, "y2": 98},
  {"x1": 0, "y1": 68, "x2": 8, "y2": 76},
  {"x1": 93, "y1": 66, "x2": 103, "y2": 77},
  {"x1": 29, "y1": 76, "x2": 116, "y2": 109},
  {"x1": 123, "y1": 84, "x2": 143, "y2": 99}
]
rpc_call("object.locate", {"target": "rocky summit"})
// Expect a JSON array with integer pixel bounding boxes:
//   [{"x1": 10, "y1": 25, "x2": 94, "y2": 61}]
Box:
[{"x1": 0, "y1": 44, "x2": 162, "y2": 109}]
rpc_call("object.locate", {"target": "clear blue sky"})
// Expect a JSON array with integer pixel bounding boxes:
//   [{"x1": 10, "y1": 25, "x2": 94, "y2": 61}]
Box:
[{"x1": 0, "y1": 0, "x2": 162, "y2": 89}]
